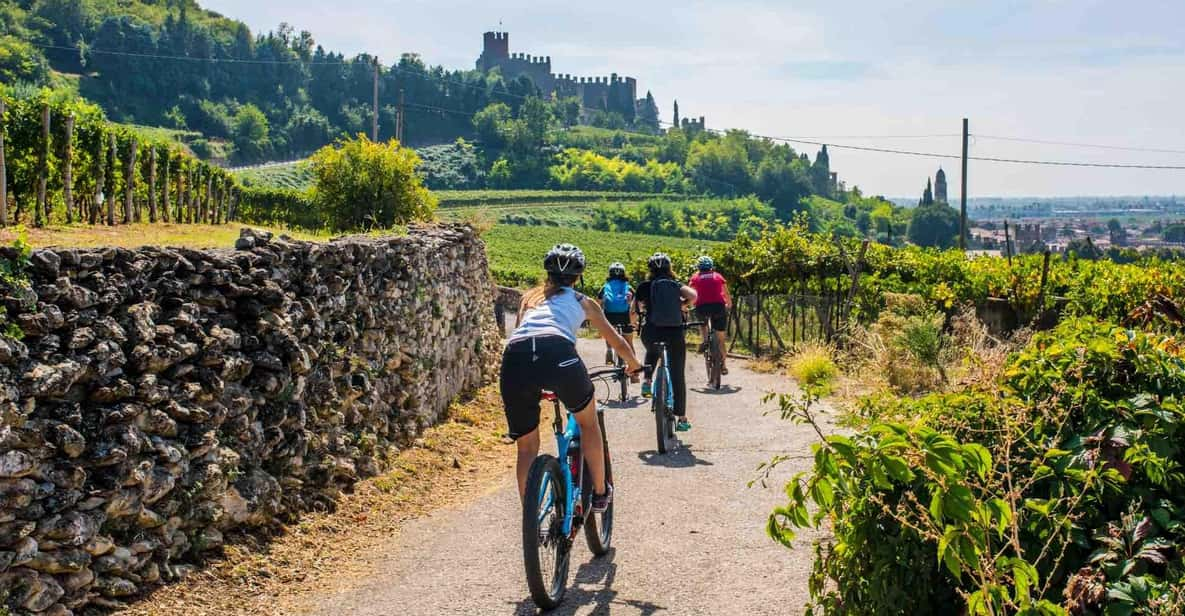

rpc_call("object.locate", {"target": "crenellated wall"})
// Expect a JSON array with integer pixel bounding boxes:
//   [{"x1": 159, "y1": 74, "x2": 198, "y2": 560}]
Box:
[{"x1": 0, "y1": 225, "x2": 500, "y2": 614}]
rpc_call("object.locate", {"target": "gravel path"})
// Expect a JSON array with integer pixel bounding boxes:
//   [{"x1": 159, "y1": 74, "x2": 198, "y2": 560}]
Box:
[{"x1": 300, "y1": 338, "x2": 831, "y2": 615}]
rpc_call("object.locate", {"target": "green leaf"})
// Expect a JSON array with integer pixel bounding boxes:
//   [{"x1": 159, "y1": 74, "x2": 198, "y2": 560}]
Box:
[
  {"x1": 963, "y1": 443, "x2": 992, "y2": 480},
  {"x1": 870, "y1": 463, "x2": 891, "y2": 490},
  {"x1": 882, "y1": 455, "x2": 915, "y2": 483},
  {"x1": 930, "y1": 490, "x2": 945, "y2": 522},
  {"x1": 943, "y1": 485, "x2": 975, "y2": 522},
  {"x1": 809, "y1": 478, "x2": 835, "y2": 509}
]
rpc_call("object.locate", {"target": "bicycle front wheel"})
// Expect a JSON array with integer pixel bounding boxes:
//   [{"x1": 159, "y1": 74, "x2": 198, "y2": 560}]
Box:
[
  {"x1": 523, "y1": 455, "x2": 570, "y2": 610},
  {"x1": 615, "y1": 354, "x2": 629, "y2": 402}
]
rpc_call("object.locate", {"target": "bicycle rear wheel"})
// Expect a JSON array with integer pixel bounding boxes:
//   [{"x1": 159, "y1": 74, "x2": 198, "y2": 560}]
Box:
[
  {"x1": 708, "y1": 336, "x2": 723, "y2": 390},
  {"x1": 523, "y1": 455, "x2": 570, "y2": 610},
  {"x1": 583, "y1": 411, "x2": 614, "y2": 555},
  {"x1": 653, "y1": 366, "x2": 675, "y2": 454}
]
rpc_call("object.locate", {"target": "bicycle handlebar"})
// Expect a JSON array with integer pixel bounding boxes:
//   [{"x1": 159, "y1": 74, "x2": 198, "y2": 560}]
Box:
[{"x1": 587, "y1": 366, "x2": 627, "y2": 382}]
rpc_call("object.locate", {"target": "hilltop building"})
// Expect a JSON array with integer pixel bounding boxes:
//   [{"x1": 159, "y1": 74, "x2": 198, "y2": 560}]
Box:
[
  {"x1": 919, "y1": 167, "x2": 949, "y2": 206},
  {"x1": 476, "y1": 31, "x2": 643, "y2": 121}
]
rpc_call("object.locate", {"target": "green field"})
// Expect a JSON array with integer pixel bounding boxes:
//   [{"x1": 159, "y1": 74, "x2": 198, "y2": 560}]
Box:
[
  {"x1": 233, "y1": 160, "x2": 313, "y2": 190},
  {"x1": 435, "y1": 189, "x2": 685, "y2": 207},
  {"x1": 482, "y1": 225, "x2": 720, "y2": 288}
]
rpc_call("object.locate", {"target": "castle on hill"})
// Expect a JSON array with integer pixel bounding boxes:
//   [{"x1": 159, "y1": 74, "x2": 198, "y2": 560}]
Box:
[{"x1": 476, "y1": 31, "x2": 703, "y2": 130}]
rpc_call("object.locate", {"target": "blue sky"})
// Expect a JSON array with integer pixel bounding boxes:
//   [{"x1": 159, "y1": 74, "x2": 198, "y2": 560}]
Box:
[{"x1": 203, "y1": 0, "x2": 1185, "y2": 197}]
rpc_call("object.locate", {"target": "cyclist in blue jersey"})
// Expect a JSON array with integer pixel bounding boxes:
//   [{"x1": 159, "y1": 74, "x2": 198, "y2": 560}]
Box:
[
  {"x1": 598, "y1": 262, "x2": 636, "y2": 364},
  {"x1": 502, "y1": 245, "x2": 643, "y2": 513}
]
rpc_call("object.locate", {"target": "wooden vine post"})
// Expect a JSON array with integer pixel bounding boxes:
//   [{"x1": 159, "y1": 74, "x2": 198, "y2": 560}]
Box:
[
  {"x1": 35, "y1": 103, "x2": 50, "y2": 227},
  {"x1": 172, "y1": 159, "x2": 182, "y2": 223},
  {"x1": 92, "y1": 136, "x2": 105, "y2": 225},
  {"x1": 0, "y1": 99, "x2": 7, "y2": 227},
  {"x1": 123, "y1": 137, "x2": 137, "y2": 224},
  {"x1": 147, "y1": 147, "x2": 157, "y2": 223},
  {"x1": 106, "y1": 133, "x2": 117, "y2": 225},
  {"x1": 213, "y1": 175, "x2": 222, "y2": 223},
  {"x1": 182, "y1": 165, "x2": 192, "y2": 224},
  {"x1": 203, "y1": 170, "x2": 213, "y2": 224},
  {"x1": 63, "y1": 114, "x2": 74, "y2": 224},
  {"x1": 160, "y1": 151, "x2": 170, "y2": 223}
]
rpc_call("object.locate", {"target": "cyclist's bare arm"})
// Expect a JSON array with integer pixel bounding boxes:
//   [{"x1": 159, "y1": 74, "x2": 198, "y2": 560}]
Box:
[
  {"x1": 583, "y1": 298, "x2": 643, "y2": 373},
  {"x1": 680, "y1": 285, "x2": 698, "y2": 305}
]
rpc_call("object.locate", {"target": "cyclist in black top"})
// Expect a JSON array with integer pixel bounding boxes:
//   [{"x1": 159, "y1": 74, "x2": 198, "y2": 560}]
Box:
[{"x1": 633, "y1": 253, "x2": 697, "y2": 431}]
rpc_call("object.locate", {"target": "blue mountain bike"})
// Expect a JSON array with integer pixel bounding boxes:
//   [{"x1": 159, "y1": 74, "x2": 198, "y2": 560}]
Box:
[
  {"x1": 651, "y1": 321, "x2": 704, "y2": 454},
  {"x1": 522, "y1": 366, "x2": 625, "y2": 610}
]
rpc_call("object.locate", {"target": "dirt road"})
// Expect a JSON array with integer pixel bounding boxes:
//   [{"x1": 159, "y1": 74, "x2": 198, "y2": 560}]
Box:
[{"x1": 295, "y1": 338, "x2": 831, "y2": 615}]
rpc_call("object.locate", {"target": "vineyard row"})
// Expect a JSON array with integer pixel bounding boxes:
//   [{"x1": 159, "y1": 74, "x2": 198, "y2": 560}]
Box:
[{"x1": 0, "y1": 91, "x2": 307, "y2": 231}]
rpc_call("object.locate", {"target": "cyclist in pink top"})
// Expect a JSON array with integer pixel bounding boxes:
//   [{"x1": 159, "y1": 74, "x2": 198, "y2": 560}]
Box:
[{"x1": 689, "y1": 256, "x2": 732, "y2": 375}]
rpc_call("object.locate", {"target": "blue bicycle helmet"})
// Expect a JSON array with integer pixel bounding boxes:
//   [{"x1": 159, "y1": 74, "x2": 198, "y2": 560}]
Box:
[{"x1": 697, "y1": 256, "x2": 714, "y2": 271}]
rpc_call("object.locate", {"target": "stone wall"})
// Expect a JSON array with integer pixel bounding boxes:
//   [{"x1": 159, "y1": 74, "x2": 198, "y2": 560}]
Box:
[{"x1": 0, "y1": 225, "x2": 500, "y2": 614}]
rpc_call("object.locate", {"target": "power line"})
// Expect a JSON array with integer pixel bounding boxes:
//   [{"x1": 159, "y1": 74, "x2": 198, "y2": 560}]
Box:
[
  {"x1": 972, "y1": 134, "x2": 1185, "y2": 156},
  {"x1": 709, "y1": 131, "x2": 1185, "y2": 170},
  {"x1": 35, "y1": 42, "x2": 344, "y2": 65},
  {"x1": 780, "y1": 133, "x2": 961, "y2": 140},
  {"x1": 32, "y1": 44, "x2": 1185, "y2": 171}
]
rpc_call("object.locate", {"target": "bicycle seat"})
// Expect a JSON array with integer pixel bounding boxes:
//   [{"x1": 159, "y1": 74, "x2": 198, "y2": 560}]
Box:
[{"x1": 541, "y1": 391, "x2": 558, "y2": 402}]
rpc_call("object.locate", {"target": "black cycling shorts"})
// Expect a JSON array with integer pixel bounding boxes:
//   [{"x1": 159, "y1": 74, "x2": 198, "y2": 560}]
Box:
[
  {"x1": 696, "y1": 303, "x2": 729, "y2": 332},
  {"x1": 500, "y1": 336, "x2": 596, "y2": 440},
  {"x1": 605, "y1": 311, "x2": 632, "y2": 332}
]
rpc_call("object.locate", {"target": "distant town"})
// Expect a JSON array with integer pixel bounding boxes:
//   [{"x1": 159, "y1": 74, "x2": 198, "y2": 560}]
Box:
[{"x1": 893, "y1": 180, "x2": 1185, "y2": 255}]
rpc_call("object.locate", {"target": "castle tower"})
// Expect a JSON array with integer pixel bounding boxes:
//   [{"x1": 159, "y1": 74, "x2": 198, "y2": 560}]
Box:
[
  {"x1": 477, "y1": 31, "x2": 510, "y2": 71},
  {"x1": 935, "y1": 167, "x2": 948, "y2": 204}
]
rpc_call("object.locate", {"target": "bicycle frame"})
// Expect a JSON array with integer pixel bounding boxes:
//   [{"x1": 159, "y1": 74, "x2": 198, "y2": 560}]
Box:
[
  {"x1": 657, "y1": 344, "x2": 675, "y2": 409},
  {"x1": 543, "y1": 396, "x2": 585, "y2": 539}
]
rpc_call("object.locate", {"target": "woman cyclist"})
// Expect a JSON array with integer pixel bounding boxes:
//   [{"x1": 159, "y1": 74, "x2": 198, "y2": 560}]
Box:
[
  {"x1": 598, "y1": 262, "x2": 636, "y2": 364},
  {"x1": 634, "y1": 253, "x2": 697, "y2": 432},
  {"x1": 502, "y1": 244, "x2": 643, "y2": 513},
  {"x1": 689, "y1": 256, "x2": 732, "y2": 375}
]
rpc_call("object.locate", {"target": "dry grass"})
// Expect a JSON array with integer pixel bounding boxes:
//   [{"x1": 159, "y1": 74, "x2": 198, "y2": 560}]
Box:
[
  {"x1": 120, "y1": 385, "x2": 514, "y2": 616},
  {"x1": 787, "y1": 343, "x2": 839, "y2": 395},
  {"x1": 0, "y1": 223, "x2": 327, "y2": 250}
]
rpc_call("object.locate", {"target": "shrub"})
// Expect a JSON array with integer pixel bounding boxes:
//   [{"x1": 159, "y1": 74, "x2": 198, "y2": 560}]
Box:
[
  {"x1": 788, "y1": 344, "x2": 838, "y2": 395},
  {"x1": 766, "y1": 317, "x2": 1185, "y2": 615},
  {"x1": 309, "y1": 135, "x2": 436, "y2": 231}
]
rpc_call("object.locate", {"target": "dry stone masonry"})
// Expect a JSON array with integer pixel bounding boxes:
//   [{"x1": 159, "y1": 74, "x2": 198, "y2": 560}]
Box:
[{"x1": 0, "y1": 225, "x2": 500, "y2": 614}]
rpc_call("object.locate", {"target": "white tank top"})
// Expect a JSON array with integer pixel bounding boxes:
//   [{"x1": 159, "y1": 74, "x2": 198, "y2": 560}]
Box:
[{"x1": 509, "y1": 288, "x2": 586, "y2": 344}]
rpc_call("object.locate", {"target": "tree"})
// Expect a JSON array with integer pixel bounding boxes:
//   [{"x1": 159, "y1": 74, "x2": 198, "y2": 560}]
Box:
[
  {"x1": 636, "y1": 91, "x2": 660, "y2": 132},
  {"x1": 231, "y1": 103, "x2": 270, "y2": 162},
  {"x1": 0, "y1": 36, "x2": 50, "y2": 85},
  {"x1": 1107, "y1": 218, "x2": 1128, "y2": 246},
  {"x1": 1066, "y1": 237, "x2": 1103, "y2": 260},
  {"x1": 907, "y1": 203, "x2": 960, "y2": 248},
  {"x1": 754, "y1": 153, "x2": 812, "y2": 220},
  {"x1": 686, "y1": 137, "x2": 751, "y2": 196},
  {"x1": 1164, "y1": 223, "x2": 1185, "y2": 243},
  {"x1": 920, "y1": 178, "x2": 934, "y2": 206},
  {"x1": 551, "y1": 97, "x2": 581, "y2": 127},
  {"x1": 473, "y1": 102, "x2": 512, "y2": 148},
  {"x1": 309, "y1": 135, "x2": 437, "y2": 231}
]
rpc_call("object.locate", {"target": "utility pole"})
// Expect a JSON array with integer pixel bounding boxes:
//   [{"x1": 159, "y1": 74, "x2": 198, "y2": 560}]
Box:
[
  {"x1": 397, "y1": 89, "x2": 405, "y2": 142},
  {"x1": 960, "y1": 117, "x2": 969, "y2": 251},
  {"x1": 372, "y1": 57, "x2": 380, "y2": 141}
]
